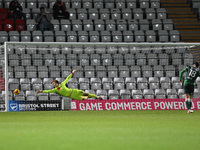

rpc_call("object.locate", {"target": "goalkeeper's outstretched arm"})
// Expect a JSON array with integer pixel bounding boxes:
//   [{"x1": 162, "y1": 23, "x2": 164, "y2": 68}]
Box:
[
  {"x1": 36, "y1": 89, "x2": 56, "y2": 94},
  {"x1": 62, "y1": 69, "x2": 77, "y2": 85}
]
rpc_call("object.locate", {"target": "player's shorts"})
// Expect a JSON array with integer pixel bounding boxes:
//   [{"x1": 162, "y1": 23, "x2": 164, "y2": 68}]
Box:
[
  {"x1": 184, "y1": 84, "x2": 194, "y2": 96},
  {"x1": 70, "y1": 89, "x2": 84, "y2": 100}
]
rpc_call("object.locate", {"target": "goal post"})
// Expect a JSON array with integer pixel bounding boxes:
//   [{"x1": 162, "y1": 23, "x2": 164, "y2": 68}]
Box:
[{"x1": 1, "y1": 42, "x2": 200, "y2": 112}]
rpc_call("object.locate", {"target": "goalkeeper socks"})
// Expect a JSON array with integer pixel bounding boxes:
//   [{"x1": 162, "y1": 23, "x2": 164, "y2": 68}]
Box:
[
  {"x1": 188, "y1": 100, "x2": 192, "y2": 110},
  {"x1": 88, "y1": 93, "x2": 97, "y2": 98},
  {"x1": 185, "y1": 99, "x2": 190, "y2": 110}
]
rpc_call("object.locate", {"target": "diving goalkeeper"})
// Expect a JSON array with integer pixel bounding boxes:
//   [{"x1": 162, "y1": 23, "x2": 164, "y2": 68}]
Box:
[{"x1": 36, "y1": 70, "x2": 103, "y2": 100}]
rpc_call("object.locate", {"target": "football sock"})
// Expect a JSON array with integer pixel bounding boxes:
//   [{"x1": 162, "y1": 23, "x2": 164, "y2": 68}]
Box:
[
  {"x1": 185, "y1": 99, "x2": 190, "y2": 110},
  {"x1": 88, "y1": 93, "x2": 97, "y2": 98},
  {"x1": 188, "y1": 100, "x2": 192, "y2": 110}
]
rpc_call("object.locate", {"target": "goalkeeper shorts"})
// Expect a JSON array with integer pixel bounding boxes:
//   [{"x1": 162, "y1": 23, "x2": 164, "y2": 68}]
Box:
[{"x1": 70, "y1": 89, "x2": 84, "y2": 100}]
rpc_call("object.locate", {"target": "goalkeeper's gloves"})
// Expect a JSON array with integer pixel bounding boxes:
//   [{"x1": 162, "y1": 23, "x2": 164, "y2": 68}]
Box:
[{"x1": 36, "y1": 89, "x2": 42, "y2": 94}]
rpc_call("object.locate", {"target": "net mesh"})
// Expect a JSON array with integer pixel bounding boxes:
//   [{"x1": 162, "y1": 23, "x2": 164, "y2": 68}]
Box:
[{"x1": 2, "y1": 42, "x2": 200, "y2": 111}]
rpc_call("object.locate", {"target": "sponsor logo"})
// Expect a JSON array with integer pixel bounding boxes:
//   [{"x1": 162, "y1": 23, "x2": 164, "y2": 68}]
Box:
[
  {"x1": 10, "y1": 103, "x2": 18, "y2": 111},
  {"x1": 71, "y1": 102, "x2": 77, "y2": 109}
]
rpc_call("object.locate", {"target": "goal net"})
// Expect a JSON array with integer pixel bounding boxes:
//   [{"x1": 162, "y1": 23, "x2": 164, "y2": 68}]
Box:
[{"x1": 1, "y1": 42, "x2": 200, "y2": 112}]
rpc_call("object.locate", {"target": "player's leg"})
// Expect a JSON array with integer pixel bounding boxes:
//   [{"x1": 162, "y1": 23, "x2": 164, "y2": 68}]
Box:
[
  {"x1": 83, "y1": 92, "x2": 103, "y2": 100},
  {"x1": 184, "y1": 84, "x2": 191, "y2": 113}
]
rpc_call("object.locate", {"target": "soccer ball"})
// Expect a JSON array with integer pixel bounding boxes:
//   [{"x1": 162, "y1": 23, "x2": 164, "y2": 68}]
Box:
[{"x1": 13, "y1": 89, "x2": 20, "y2": 95}]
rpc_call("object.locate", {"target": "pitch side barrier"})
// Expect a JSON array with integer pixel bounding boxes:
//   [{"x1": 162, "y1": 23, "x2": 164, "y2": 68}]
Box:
[{"x1": 71, "y1": 99, "x2": 200, "y2": 111}]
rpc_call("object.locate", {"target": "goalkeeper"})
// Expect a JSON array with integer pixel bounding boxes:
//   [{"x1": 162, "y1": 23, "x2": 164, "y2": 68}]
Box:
[
  {"x1": 36, "y1": 70, "x2": 103, "y2": 100},
  {"x1": 180, "y1": 62, "x2": 200, "y2": 113}
]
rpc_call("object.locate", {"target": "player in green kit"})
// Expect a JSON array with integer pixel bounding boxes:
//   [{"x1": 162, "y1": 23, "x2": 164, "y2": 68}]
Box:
[
  {"x1": 36, "y1": 70, "x2": 103, "y2": 100},
  {"x1": 180, "y1": 62, "x2": 200, "y2": 113}
]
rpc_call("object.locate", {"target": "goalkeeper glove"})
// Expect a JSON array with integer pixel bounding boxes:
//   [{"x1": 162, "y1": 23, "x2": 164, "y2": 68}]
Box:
[{"x1": 36, "y1": 89, "x2": 41, "y2": 94}]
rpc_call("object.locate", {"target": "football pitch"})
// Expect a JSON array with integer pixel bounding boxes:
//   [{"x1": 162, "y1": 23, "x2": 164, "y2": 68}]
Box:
[{"x1": 0, "y1": 110, "x2": 200, "y2": 150}]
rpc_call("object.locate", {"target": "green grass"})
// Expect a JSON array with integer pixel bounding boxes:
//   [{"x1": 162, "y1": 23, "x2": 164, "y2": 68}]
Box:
[{"x1": 0, "y1": 110, "x2": 200, "y2": 150}]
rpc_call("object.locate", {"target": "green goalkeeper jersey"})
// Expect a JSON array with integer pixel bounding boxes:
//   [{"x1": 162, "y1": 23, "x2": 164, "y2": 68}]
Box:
[
  {"x1": 42, "y1": 73, "x2": 73, "y2": 97},
  {"x1": 180, "y1": 66, "x2": 200, "y2": 85}
]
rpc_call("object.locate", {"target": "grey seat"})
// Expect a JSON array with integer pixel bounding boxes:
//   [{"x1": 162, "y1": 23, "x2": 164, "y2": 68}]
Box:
[
  {"x1": 100, "y1": 9, "x2": 110, "y2": 20},
  {"x1": 132, "y1": 90, "x2": 143, "y2": 99},
  {"x1": 55, "y1": 31, "x2": 66, "y2": 42},
  {"x1": 83, "y1": 20, "x2": 94, "y2": 31},
  {"x1": 20, "y1": 78, "x2": 31, "y2": 91},
  {"x1": 27, "y1": 0, "x2": 37, "y2": 9},
  {"x1": 49, "y1": 66, "x2": 60, "y2": 78},
  {"x1": 183, "y1": 53, "x2": 193, "y2": 66},
  {"x1": 178, "y1": 89, "x2": 184, "y2": 98},
  {"x1": 94, "y1": 20, "x2": 105, "y2": 31},
  {"x1": 139, "y1": 0, "x2": 150, "y2": 8},
  {"x1": 23, "y1": 8, "x2": 31, "y2": 19},
  {"x1": 137, "y1": 77, "x2": 148, "y2": 90},
  {"x1": 152, "y1": 19, "x2": 162, "y2": 31},
  {"x1": 72, "y1": 20, "x2": 82, "y2": 31},
  {"x1": 96, "y1": 90, "x2": 108, "y2": 99},
  {"x1": 158, "y1": 30, "x2": 169, "y2": 42},
  {"x1": 79, "y1": 54, "x2": 89, "y2": 66},
  {"x1": 142, "y1": 66, "x2": 152, "y2": 77},
  {"x1": 79, "y1": 78, "x2": 90, "y2": 90},
  {"x1": 108, "y1": 90, "x2": 119, "y2": 99},
  {"x1": 38, "y1": 66, "x2": 48, "y2": 78},
  {"x1": 143, "y1": 89, "x2": 154, "y2": 99},
  {"x1": 72, "y1": 66, "x2": 84, "y2": 78},
  {"x1": 94, "y1": 0, "x2": 104, "y2": 9},
  {"x1": 102, "y1": 78, "x2": 113, "y2": 90},
  {"x1": 123, "y1": 31, "x2": 134, "y2": 42},
  {"x1": 146, "y1": 30, "x2": 156, "y2": 42},
  {"x1": 89, "y1": 31, "x2": 100, "y2": 42},
  {"x1": 77, "y1": 8, "x2": 88, "y2": 20},
  {"x1": 101, "y1": 54, "x2": 112, "y2": 66},
  {"x1": 0, "y1": 31, "x2": 8, "y2": 43},
  {"x1": 108, "y1": 66, "x2": 118, "y2": 78},
  {"x1": 124, "y1": 54, "x2": 135, "y2": 66},
  {"x1": 26, "y1": 66, "x2": 37, "y2": 78},
  {"x1": 160, "y1": 77, "x2": 171, "y2": 89},
  {"x1": 147, "y1": 53, "x2": 158, "y2": 65},
  {"x1": 127, "y1": 0, "x2": 136, "y2": 8},
  {"x1": 21, "y1": 31, "x2": 31, "y2": 42},
  {"x1": 110, "y1": 9, "x2": 121, "y2": 20},
  {"x1": 100, "y1": 31, "x2": 111, "y2": 42},
  {"x1": 32, "y1": 31, "x2": 43, "y2": 42},
  {"x1": 120, "y1": 90, "x2": 131, "y2": 99},
  {"x1": 163, "y1": 19, "x2": 173, "y2": 30},
  {"x1": 135, "y1": 53, "x2": 146, "y2": 66},
  {"x1": 139, "y1": 19, "x2": 150, "y2": 31},
  {"x1": 105, "y1": 0, "x2": 115, "y2": 9},
  {"x1": 31, "y1": 78, "x2": 43, "y2": 90},
  {"x1": 90, "y1": 78, "x2": 101, "y2": 90},
  {"x1": 14, "y1": 66, "x2": 25, "y2": 78},
  {"x1": 67, "y1": 31, "x2": 77, "y2": 42},
  {"x1": 169, "y1": 30, "x2": 180, "y2": 42},
  {"x1": 134, "y1": 31, "x2": 145, "y2": 42},
  {"x1": 44, "y1": 54, "x2": 55, "y2": 66},
  {"x1": 172, "y1": 53, "x2": 182, "y2": 65},
  {"x1": 88, "y1": 8, "x2": 99, "y2": 20},
  {"x1": 67, "y1": 9, "x2": 76, "y2": 20},
  {"x1": 26, "y1": 90, "x2": 37, "y2": 101},
  {"x1": 112, "y1": 31, "x2": 123, "y2": 42},
  {"x1": 106, "y1": 20, "x2": 116, "y2": 31},
  {"x1": 128, "y1": 20, "x2": 138, "y2": 31},
  {"x1": 71, "y1": 0, "x2": 81, "y2": 8},
  {"x1": 119, "y1": 66, "x2": 130, "y2": 77},
  {"x1": 44, "y1": 31, "x2": 54, "y2": 42},
  {"x1": 146, "y1": 8, "x2": 156, "y2": 19},
  {"x1": 133, "y1": 8, "x2": 143, "y2": 19},
  {"x1": 9, "y1": 54, "x2": 19, "y2": 66},
  {"x1": 55, "y1": 54, "x2": 66, "y2": 66},
  {"x1": 131, "y1": 66, "x2": 141, "y2": 78},
  {"x1": 164, "y1": 65, "x2": 175, "y2": 77},
  {"x1": 90, "y1": 54, "x2": 101, "y2": 66},
  {"x1": 166, "y1": 89, "x2": 177, "y2": 99},
  {"x1": 114, "y1": 77, "x2": 125, "y2": 90},
  {"x1": 9, "y1": 31, "x2": 20, "y2": 42},
  {"x1": 26, "y1": 19, "x2": 37, "y2": 31},
  {"x1": 159, "y1": 53, "x2": 169, "y2": 65},
  {"x1": 151, "y1": 0, "x2": 160, "y2": 8},
  {"x1": 157, "y1": 8, "x2": 167, "y2": 19},
  {"x1": 84, "y1": 66, "x2": 95, "y2": 78},
  {"x1": 51, "y1": 19, "x2": 60, "y2": 31},
  {"x1": 125, "y1": 77, "x2": 136, "y2": 90},
  {"x1": 122, "y1": 8, "x2": 132, "y2": 20},
  {"x1": 113, "y1": 54, "x2": 123, "y2": 66},
  {"x1": 78, "y1": 31, "x2": 88, "y2": 42},
  {"x1": 149, "y1": 77, "x2": 159, "y2": 89},
  {"x1": 155, "y1": 89, "x2": 166, "y2": 99}
]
